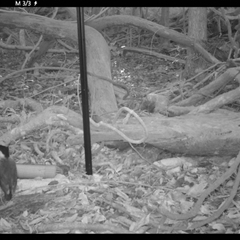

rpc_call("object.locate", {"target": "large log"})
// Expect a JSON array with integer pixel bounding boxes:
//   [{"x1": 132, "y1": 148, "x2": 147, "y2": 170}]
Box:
[
  {"x1": 0, "y1": 10, "x2": 118, "y2": 115},
  {"x1": 66, "y1": 110, "x2": 240, "y2": 156},
  {"x1": 0, "y1": 105, "x2": 239, "y2": 157}
]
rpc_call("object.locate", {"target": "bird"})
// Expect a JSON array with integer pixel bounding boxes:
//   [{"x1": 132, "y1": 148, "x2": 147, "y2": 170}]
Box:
[{"x1": 0, "y1": 145, "x2": 17, "y2": 201}]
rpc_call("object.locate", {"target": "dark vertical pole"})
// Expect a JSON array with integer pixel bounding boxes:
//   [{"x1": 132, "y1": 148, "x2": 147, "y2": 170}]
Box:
[{"x1": 76, "y1": 7, "x2": 92, "y2": 175}]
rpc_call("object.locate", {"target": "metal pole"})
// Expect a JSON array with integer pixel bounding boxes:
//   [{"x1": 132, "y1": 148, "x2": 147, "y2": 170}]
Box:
[{"x1": 76, "y1": 7, "x2": 92, "y2": 175}]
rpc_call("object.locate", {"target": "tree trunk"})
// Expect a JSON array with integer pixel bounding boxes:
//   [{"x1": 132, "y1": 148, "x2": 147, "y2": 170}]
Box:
[
  {"x1": 160, "y1": 7, "x2": 170, "y2": 27},
  {"x1": 184, "y1": 7, "x2": 208, "y2": 79},
  {"x1": 159, "y1": 7, "x2": 170, "y2": 47}
]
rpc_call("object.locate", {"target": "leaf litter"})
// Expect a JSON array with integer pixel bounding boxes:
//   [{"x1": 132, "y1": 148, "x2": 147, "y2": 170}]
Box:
[{"x1": 0, "y1": 140, "x2": 239, "y2": 233}]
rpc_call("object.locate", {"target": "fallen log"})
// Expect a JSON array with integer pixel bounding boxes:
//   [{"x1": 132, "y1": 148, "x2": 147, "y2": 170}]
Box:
[{"x1": 0, "y1": 105, "x2": 239, "y2": 156}]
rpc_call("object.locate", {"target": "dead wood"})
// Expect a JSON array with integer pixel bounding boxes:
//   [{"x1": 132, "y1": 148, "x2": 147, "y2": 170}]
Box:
[
  {"x1": 177, "y1": 68, "x2": 240, "y2": 108},
  {"x1": 0, "y1": 103, "x2": 239, "y2": 156},
  {"x1": 0, "y1": 10, "x2": 118, "y2": 115},
  {"x1": 86, "y1": 15, "x2": 219, "y2": 64}
]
